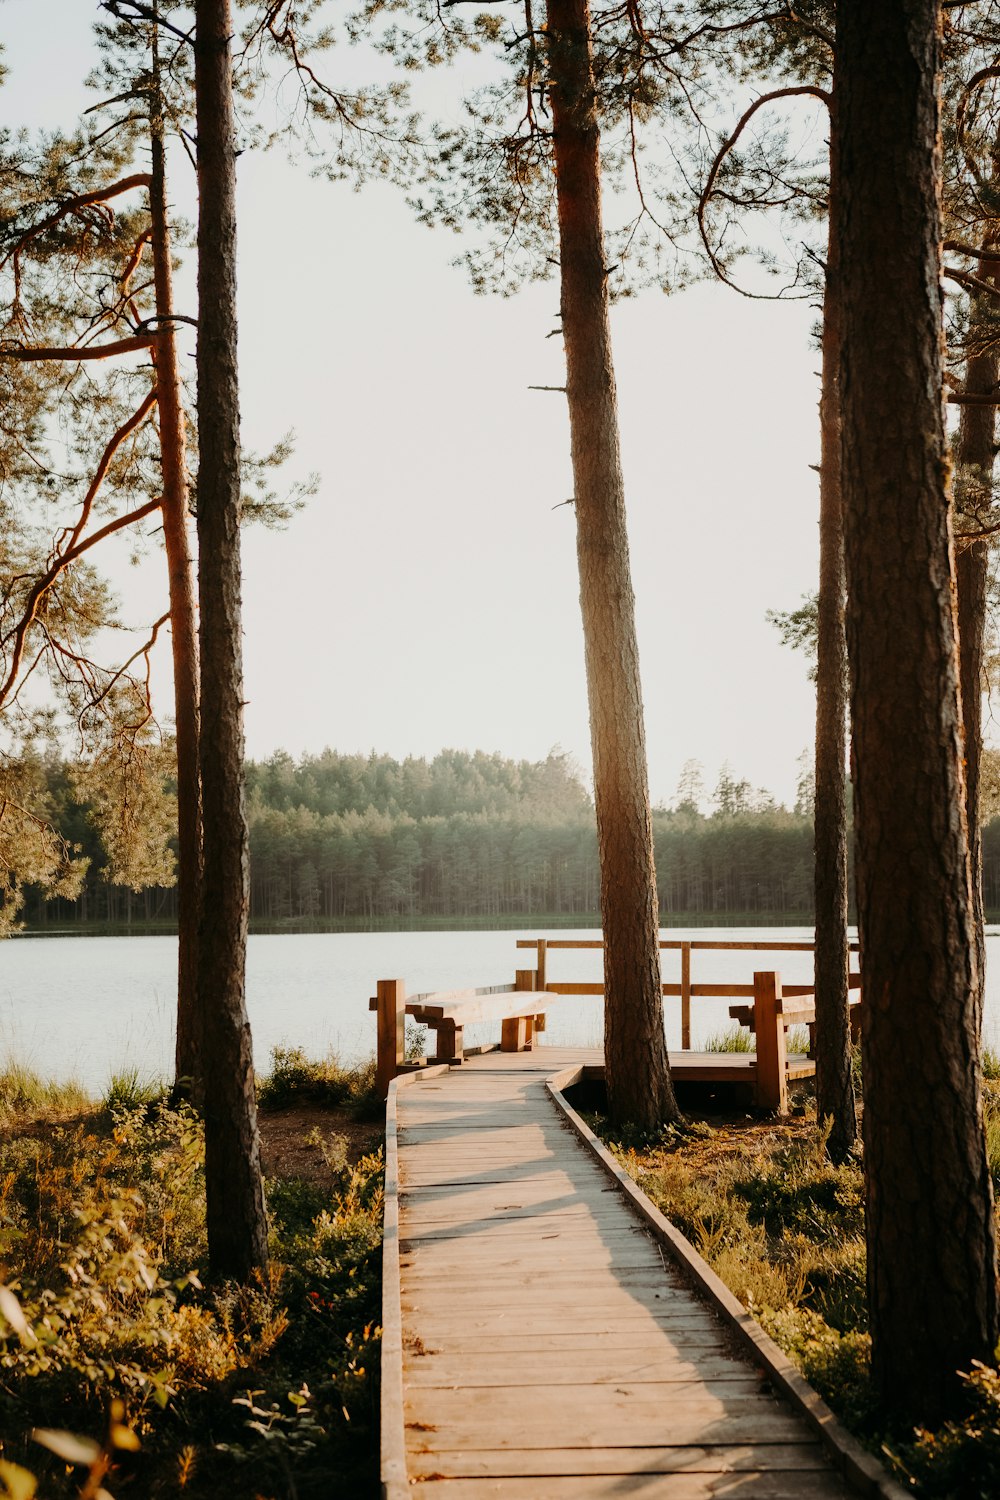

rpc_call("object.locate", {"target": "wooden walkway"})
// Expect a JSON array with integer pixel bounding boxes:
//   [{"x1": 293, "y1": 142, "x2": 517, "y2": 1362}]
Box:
[{"x1": 383, "y1": 1047, "x2": 894, "y2": 1499}]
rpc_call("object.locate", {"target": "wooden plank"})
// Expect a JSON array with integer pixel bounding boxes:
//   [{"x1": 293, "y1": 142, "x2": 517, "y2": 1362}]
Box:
[
  {"x1": 410, "y1": 992, "x2": 558, "y2": 1025},
  {"x1": 403, "y1": 1311, "x2": 731, "y2": 1337},
  {"x1": 407, "y1": 1443, "x2": 831, "y2": 1479},
  {"x1": 408, "y1": 1475, "x2": 851, "y2": 1499},
  {"x1": 380, "y1": 1077, "x2": 409, "y2": 1500},
  {"x1": 404, "y1": 1353, "x2": 770, "y2": 1387},
  {"x1": 404, "y1": 1328, "x2": 734, "y2": 1354},
  {"x1": 514, "y1": 939, "x2": 820, "y2": 952},
  {"x1": 402, "y1": 1271, "x2": 695, "y2": 1301},
  {"x1": 404, "y1": 1402, "x2": 817, "y2": 1452}
]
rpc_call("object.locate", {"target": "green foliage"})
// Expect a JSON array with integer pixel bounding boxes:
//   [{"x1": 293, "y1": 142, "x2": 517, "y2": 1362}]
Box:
[
  {"x1": 607, "y1": 1119, "x2": 867, "y2": 1369},
  {"x1": 0, "y1": 1084, "x2": 384, "y2": 1498},
  {"x1": 888, "y1": 1361, "x2": 1000, "y2": 1499},
  {"x1": 761, "y1": 1307, "x2": 876, "y2": 1434},
  {"x1": 17, "y1": 743, "x2": 843, "y2": 928},
  {"x1": 766, "y1": 593, "x2": 820, "y2": 680},
  {"x1": 256, "y1": 1047, "x2": 379, "y2": 1119}
]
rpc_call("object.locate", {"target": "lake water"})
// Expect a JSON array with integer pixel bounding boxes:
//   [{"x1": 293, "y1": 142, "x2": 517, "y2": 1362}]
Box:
[{"x1": 4, "y1": 926, "x2": 1000, "y2": 1093}]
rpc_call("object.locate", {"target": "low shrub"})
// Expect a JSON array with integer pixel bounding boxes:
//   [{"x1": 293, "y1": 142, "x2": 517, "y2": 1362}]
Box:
[
  {"x1": 256, "y1": 1047, "x2": 379, "y2": 1119},
  {"x1": 0, "y1": 1079, "x2": 384, "y2": 1498},
  {"x1": 888, "y1": 1362, "x2": 1000, "y2": 1499}
]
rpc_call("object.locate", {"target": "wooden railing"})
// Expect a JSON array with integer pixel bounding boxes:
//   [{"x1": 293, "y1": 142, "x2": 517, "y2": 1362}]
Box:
[{"x1": 515, "y1": 936, "x2": 861, "y2": 1049}]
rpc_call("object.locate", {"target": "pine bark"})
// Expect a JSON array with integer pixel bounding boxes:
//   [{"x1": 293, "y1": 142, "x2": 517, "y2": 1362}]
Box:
[
  {"x1": 194, "y1": 0, "x2": 268, "y2": 1280},
  {"x1": 149, "y1": 37, "x2": 203, "y2": 1093},
  {"x1": 835, "y1": 0, "x2": 997, "y2": 1419},
  {"x1": 954, "y1": 233, "x2": 999, "y2": 1041},
  {"x1": 546, "y1": 0, "x2": 678, "y2": 1128},
  {"x1": 813, "y1": 86, "x2": 855, "y2": 1162}
]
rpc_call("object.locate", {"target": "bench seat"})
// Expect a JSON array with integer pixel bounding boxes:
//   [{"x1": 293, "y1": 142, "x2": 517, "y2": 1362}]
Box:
[{"x1": 370, "y1": 982, "x2": 556, "y2": 1072}]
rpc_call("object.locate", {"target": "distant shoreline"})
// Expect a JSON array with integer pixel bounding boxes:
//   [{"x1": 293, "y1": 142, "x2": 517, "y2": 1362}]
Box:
[{"x1": 15, "y1": 911, "x2": 823, "y2": 938}]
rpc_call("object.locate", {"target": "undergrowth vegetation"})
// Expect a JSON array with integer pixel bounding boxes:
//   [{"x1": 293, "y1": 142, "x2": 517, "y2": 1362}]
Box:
[
  {"x1": 598, "y1": 1090, "x2": 1000, "y2": 1500},
  {"x1": 0, "y1": 1051, "x2": 383, "y2": 1499},
  {"x1": 255, "y1": 1046, "x2": 380, "y2": 1117}
]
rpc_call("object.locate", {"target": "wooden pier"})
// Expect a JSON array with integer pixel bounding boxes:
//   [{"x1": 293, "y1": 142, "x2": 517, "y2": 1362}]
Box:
[
  {"x1": 381, "y1": 1048, "x2": 903, "y2": 1500},
  {"x1": 373, "y1": 937, "x2": 862, "y2": 1113}
]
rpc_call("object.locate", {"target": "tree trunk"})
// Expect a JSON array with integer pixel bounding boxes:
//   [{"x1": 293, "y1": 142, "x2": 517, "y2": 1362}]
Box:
[
  {"x1": 545, "y1": 0, "x2": 678, "y2": 1128},
  {"x1": 194, "y1": 0, "x2": 268, "y2": 1281},
  {"x1": 149, "y1": 25, "x2": 203, "y2": 1093},
  {"x1": 835, "y1": 0, "x2": 997, "y2": 1419},
  {"x1": 813, "y1": 83, "x2": 856, "y2": 1163},
  {"x1": 954, "y1": 231, "x2": 999, "y2": 1042}
]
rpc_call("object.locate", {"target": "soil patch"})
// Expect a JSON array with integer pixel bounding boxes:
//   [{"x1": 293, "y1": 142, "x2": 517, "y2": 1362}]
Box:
[{"x1": 258, "y1": 1104, "x2": 382, "y2": 1186}]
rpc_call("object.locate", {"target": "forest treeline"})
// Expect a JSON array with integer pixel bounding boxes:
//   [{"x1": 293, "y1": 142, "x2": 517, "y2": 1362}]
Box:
[
  {"x1": 18, "y1": 741, "x2": 993, "y2": 928},
  {"x1": 22, "y1": 743, "x2": 1000, "y2": 929}
]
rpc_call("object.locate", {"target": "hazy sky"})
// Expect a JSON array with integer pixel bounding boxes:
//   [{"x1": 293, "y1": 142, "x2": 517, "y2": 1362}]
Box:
[{"x1": 1, "y1": 0, "x2": 825, "y2": 808}]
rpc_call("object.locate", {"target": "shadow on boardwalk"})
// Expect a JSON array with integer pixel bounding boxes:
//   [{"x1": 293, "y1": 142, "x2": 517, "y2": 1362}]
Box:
[{"x1": 387, "y1": 1047, "x2": 876, "y2": 1499}]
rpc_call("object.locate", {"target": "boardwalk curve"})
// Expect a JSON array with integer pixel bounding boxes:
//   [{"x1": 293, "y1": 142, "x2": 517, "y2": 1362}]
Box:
[{"x1": 382, "y1": 1048, "x2": 904, "y2": 1499}]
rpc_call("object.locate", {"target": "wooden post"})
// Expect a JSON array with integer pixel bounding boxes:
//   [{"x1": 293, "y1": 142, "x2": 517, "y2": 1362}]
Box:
[
  {"x1": 435, "y1": 1023, "x2": 464, "y2": 1064},
  {"x1": 535, "y1": 940, "x2": 548, "y2": 1030},
  {"x1": 376, "y1": 978, "x2": 406, "y2": 1099},
  {"x1": 503, "y1": 969, "x2": 536, "y2": 1052},
  {"x1": 753, "y1": 970, "x2": 787, "y2": 1114},
  {"x1": 680, "y1": 941, "x2": 692, "y2": 1050}
]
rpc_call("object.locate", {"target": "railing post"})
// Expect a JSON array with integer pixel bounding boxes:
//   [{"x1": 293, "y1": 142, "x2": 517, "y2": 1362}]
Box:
[
  {"x1": 377, "y1": 978, "x2": 406, "y2": 1099},
  {"x1": 753, "y1": 970, "x2": 787, "y2": 1114},
  {"x1": 535, "y1": 941, "x2": 547, "y2": 1032},
  {"x1": 503, "y1": 969, "x2": 536, "y2": 1052},
  {"x1": 680, "y1": 942, "x2": 692, "y2": 1050}
]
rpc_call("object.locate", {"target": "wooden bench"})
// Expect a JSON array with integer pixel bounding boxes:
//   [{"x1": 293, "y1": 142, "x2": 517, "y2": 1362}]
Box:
[
  {"x1": 729, "y1": 970, "x2": 862, "y2": 1113},
  {"x1": 371, "y1": 969, "x2": 555, "y2": 1097}
]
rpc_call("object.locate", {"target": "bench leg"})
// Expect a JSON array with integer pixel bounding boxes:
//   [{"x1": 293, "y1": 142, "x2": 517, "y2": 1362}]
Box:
[
  {"x1": 501, "y1": 1015, "x2": 533, "y2": 1052},
  {"x1": 434, "y1": 1024, "x2": 464, "y2": 1064}
]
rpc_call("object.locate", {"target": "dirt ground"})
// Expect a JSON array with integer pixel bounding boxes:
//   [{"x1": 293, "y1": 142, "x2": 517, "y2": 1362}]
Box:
[{"x1": 257, "y1": 1105, "x2": 382, "y2": 1185}]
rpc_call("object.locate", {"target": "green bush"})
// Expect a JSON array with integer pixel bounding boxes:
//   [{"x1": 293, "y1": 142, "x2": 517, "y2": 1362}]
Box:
[
  {"x1": 889, "y1": 1362, "x2": 1000, "y2": 1499},
  {"x1": 0, "y1": 1086, "x2": 384, "y2": 1498},
  {"x1": 256, "y1": 1046, "x2": 379, "y2": 1118}
]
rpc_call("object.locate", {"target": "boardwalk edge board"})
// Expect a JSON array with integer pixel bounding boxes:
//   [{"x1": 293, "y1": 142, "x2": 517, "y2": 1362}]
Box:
[
  {"x1": 545, "y1": 1066, "x2": 910, "y2": 1500},
  {"x1": 381, "y1": 1065, "x2": 452, "y2": 1500}
]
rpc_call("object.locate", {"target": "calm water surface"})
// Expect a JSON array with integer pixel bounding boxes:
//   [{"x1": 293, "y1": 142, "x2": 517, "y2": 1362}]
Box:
[{"x1": 3, "y1": 927, "x2": 1000, "y2": 1092}]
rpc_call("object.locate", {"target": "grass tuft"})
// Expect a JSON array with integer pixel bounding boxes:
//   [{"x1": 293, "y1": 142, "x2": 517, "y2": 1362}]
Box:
[
  {"x1": 701, "y1": 1022, "x2": 811, "y2": 1056},
  {"x1": 102, "y1": 1066, "x2": 166, "y2": 1115},
  {"x1": 0, "y1": 1063, "x2": 90, "y2": 1127}
]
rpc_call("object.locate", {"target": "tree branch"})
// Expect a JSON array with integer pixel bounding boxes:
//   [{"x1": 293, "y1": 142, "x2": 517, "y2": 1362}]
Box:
[
  {"x1": 0, "y1": 495, "x2": 161, "y2": 712},
  {"x1": 60, "y1": 388, "x2": 159, "y2": 555},
  {"x1": 0, "y1": 335, "x2": 155, "y2": 362},
  {"x1": 697, "y1": 86, "x2": 831, "y2": 299},
  {"x1": 944, "y1": 264, "x2": 1000, "y2": 300},
  {"x1": 98, "y1": 0, "x2": 194, "y2": 46}
]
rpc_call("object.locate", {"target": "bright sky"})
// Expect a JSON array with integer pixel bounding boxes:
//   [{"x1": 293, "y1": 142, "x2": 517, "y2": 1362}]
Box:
[{"x1": 1, "y1": 0, "x2": 823, "y2": 809}]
